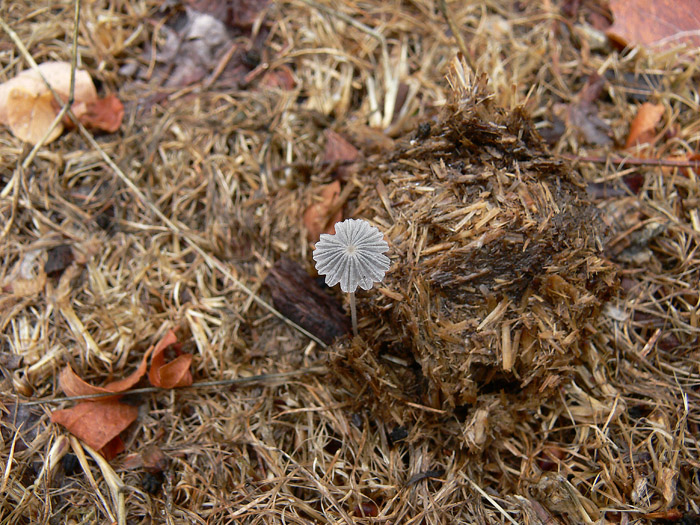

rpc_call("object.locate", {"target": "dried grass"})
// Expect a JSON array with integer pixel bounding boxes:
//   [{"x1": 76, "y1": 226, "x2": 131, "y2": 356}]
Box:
[{"x1": 1, "y1": 0, "x2": 700, "y2": 523}]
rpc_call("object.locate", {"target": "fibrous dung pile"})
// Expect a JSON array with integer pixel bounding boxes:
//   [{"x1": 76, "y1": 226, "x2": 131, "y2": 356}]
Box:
[{"x1": 330, "y1": 66, "x2": 618, "y2": 433}]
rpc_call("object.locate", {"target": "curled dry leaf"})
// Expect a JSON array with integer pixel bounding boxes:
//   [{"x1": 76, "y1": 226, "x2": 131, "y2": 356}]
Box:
[
  {"x1": 51, "y1": 330, "x2": 191, "y2": 459},
  {"x1": 148, "y1": 329, "x2": 193, "y2": 388},
  {"x1": 59, "y1": 345, "x2": 154, "y2": 398},
  {"x1": 626, "y1": 102, "x2": 665, "y2": 148},
  {"x1": 303, "y1": 180, "x2": 343, "y2": 242}
]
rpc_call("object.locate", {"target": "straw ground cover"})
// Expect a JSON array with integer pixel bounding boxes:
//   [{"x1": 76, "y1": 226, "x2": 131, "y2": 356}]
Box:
[{"x1": 1, "y1": 0, "x2": 699, "y2": 523}]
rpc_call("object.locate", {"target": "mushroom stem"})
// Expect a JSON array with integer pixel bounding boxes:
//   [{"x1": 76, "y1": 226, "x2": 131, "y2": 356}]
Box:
[{"x1": 350, "y1": 291, "x2": 358, "y2": 337}]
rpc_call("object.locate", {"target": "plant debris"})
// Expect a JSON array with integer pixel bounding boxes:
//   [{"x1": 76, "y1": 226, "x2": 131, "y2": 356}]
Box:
[
  {"x1": 327, "y1": 64, "x2": 617, "y2": 430},
  {"x1": 2, "y1": 0, "x2": 699, "y2": 523}
]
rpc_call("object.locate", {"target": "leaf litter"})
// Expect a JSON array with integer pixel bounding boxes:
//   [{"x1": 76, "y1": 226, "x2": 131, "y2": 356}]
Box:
[
  {"x1": 1, "y1": 0, "x2": 700, "y2": 523},
  {"x1": 50, "y1": 329, "x2": 189, "y2": 458},
  {"x1": 0, "y1": 61, "x2": 124, "y2": 144}
]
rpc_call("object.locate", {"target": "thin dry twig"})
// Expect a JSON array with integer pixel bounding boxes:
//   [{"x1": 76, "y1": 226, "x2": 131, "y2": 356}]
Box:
[
  {"x1": 19, "y1": 366, "x2": 327, "y2": 406},
  {"x1": 564, "y1": 153, "x2": 700, "y2": 168}
]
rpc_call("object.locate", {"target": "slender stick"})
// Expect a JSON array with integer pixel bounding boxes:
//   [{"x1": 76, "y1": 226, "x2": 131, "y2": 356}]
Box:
[{"x1": 349, "y1": 292, "x2": 358, "y2": 337}]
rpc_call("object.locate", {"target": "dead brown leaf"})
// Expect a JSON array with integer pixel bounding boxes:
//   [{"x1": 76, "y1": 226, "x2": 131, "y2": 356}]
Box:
[
  {"x1": 0, "y1": 62, "x2": 97, "y2": 124},
  {"x1": 323, "y1": 129, "x2": 359, "y2": 181},
  {"x1": 6, "y1": 88, "x2": 63, "y2": 145},
  {"x1": 100, "y1": 436, "x2": 127, "y2": 460},
  {"x1": 0, "y1": 62, "x2": 99, "y2": 145},
  {"x1": 608, "y1": 0, "x2": 700, "y2": 49},
  {"x1": 51, "y1": 399, "x2": 139, "y2": 457},
  {"x1": 59, "y1": 346, "x2": 153, "y2": 398},
  {"x1": 77, "y1": 94, "x2": 124, "y2": 133},
  {"x1": 303, "y1": 181, "x2": 343, "y2": 243},
  {"x1": 51, "y1": 330, "x2": 191, "y2": 459},
  {"x1": 626, "y1": 102, "x2": 665, "y2": 148},
  {"x1": 148, "y1": 330, "x2": 193, "y2": 388},
  {"x1": 122, "y1": 444, "x2": 170, "y2": 472}
]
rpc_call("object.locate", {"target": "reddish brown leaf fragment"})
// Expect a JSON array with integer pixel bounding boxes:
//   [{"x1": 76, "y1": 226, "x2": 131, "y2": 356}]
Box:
[
  {"x1": 625, "y1": 103, "x2": 664, "y2": 148},
  {"x1": 303, "y1": 180, "x2": 343, "y2": 243},
  {"x1": 121, "y1": 444, "x2": 170, "y2": 471},
  {"x1": 608, "y1": 0, "x2": 700, "y2": 49},
  {"x1": 149, "y1": 354, "x2": 193, "y2": 388},
  {"x1": 59, "y1": 343, "x2": 154, "y2": 398},
  {"x1": 261, "y1": 65, "x2": 296, "y2": 90},
  {"x1": 51, "y1": 399, "x2": 138, "y2": 452},
  {"x1": 80, "y1": 94, "x2": 124, "y2": 133},
  {"x1": 323, "y1": 129, "x2": 359, "y2": 181},
  {"x1": 643, "y1": 508, "x2": 684, "y2": 520},
  {"x1": 148, "y1": 330, "x2": 193, "y2": 388},
  {"x1": 353, "y1": 501, "x2": 379, "y2": 518},
  {"x1": 100, "y1": 436, "x2": 126, "y2": 461},
  {"x1": 141, "y1": 445, "x2": 170, "y2": 473}
]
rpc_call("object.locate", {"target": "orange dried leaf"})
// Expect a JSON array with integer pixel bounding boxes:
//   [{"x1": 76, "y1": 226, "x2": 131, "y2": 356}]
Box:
[
  {"x1": 150, "y1": 354, "x2": 193, "y2": 388},
  {"x1": 607, "y1": 0, "x2": 700, "y2": 49},
  {"x1": 148, "y1": 330, "x2": 193, "y2": 388},
  {"x1": 626, "y1": 102, "x2": 665, "y2": 149},
  {"x1": 51, "y1": 399, "x2": 138, "y2": 453},
  {"x1": 7, "y1": 88, "x2": 63, "y2": 145},
  {"x1": 59, "y1": 343, "x2": 154, "y2": 397},
  {"x1": 79, "y1": 94, "x2": 124, "y2": 133},
  {"x1": 303, "y1": 180, "x2": 343, "y2": 242}
]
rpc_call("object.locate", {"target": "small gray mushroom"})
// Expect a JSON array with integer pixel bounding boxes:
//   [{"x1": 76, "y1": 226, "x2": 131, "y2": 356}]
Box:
[{"x1": 313, "y1": 218, "x2": 390, "y2": 336}]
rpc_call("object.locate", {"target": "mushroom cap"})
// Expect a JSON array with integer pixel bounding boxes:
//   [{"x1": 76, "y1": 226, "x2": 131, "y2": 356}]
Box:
[{"x1": 313, "y1": 218, "x2": 390, "y2": 293}]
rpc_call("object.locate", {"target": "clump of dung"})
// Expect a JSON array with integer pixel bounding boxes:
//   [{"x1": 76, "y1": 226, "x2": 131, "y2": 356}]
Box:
[{"x1": 330, "y1": 64, "x2": 617, "y2": 436}]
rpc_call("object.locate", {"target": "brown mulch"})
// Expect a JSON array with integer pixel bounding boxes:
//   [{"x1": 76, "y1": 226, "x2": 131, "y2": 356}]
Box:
[{"x1": 1, "y1": 0, "x2": 699, "y2": 523}]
